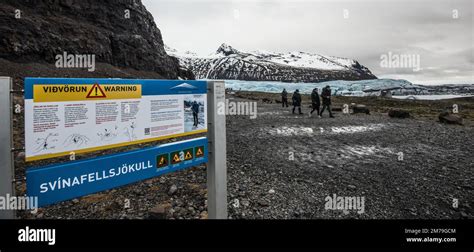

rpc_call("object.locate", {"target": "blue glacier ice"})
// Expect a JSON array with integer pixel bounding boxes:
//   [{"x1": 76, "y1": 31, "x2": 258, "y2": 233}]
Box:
[{"x1": 221, "y1": 79, "x2": 424, "y2": 96}]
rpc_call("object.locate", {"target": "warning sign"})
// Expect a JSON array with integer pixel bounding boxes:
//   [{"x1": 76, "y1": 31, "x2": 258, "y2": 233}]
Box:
[
  {"x1": 86, "y1": 83, "x2": 107, "y2": 98},
  {"x1": 195, "y1": 146, "x2": 204, "y2": 158},
  {"x1": 24, "y1": 78, "x2": 208, "y2": 161},
  {"x1": 171, "y1": 151, "x2": 181, "y2": 164},
  {"x1": 33, "y1": 84, "x2": 142, "y2": 102},
  {"x1": 184, "y1": 148, "x2": 194, "y2": 160},
  {"x1": 157, "y1": 154, "x2": 169, "y2": 168}
]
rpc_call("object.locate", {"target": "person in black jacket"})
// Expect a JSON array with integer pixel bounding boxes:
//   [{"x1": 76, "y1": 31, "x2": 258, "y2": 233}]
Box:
[
  {"x1": 191, "y1": 101, "x2": 200, "y2": 127},
  {"x1": 292, "y1": 89, "x2": 303, "y2": 114},
  {"x1": 281, "y1": 89, "x2": 288, "y2": 107},
  {"x1": 310, "y1": 88, "x2": 320, "y2": 117},
  {"x1": 320, "y1": 85, "x2": 334, "y2": 118}
]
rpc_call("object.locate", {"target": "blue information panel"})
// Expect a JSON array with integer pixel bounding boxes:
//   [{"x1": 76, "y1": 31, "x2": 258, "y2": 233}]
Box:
[{"x1": 26, "y1": 137, "x2": 208, "y2": 207}]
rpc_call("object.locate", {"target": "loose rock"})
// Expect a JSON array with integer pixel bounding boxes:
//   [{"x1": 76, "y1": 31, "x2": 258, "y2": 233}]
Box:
[
  {"x1": 388, "y1": 109, "x2": 410, "y2": 118},
  {"x1": 168, "y1": 185, "x2": 178, "y2": 195},
  {"x1": 439, "y1": 112, "x2": 463, "y2": 125}
]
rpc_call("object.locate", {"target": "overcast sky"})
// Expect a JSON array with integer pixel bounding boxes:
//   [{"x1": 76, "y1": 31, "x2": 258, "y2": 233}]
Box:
[{"x1": 143, "y1": 0, "x2": 473, "y2": 84}]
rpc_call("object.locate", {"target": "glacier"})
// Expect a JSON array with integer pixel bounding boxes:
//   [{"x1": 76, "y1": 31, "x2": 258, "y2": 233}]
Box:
[{"x1": 222, "y1": 79, "x2": 425, "y2": 96}]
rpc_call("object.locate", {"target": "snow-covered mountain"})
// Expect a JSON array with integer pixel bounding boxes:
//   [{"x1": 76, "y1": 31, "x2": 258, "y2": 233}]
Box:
[{"x1": 166, "y1": 43, "x2": 377, "y2": 83}]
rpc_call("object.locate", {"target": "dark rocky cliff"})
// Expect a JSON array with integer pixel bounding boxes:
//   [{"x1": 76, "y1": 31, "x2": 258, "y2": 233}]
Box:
[{"x1": 0, "y1": 0, "x2": 193, "y2": 79}]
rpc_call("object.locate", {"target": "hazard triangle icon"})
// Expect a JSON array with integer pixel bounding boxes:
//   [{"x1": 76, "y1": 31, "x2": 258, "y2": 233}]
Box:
[
  {"x1": 171, "y1": 152, "x2": 181, "y2": 164},
  {"x1": 195, "y1": 146, "x2": 204, "y2": 157},
  {"x1": 157, "y1": 154, "x2": 169, "y2": 168},
  {"x1": 86, "y1": 83, "x2": 107, "y2": 98},
  {"x1": 184, "y1": 150, "x2": 193, "y2": 160}
]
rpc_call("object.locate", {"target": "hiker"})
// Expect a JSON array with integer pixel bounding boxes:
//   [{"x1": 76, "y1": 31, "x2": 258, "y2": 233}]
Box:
[
  {"x1": 281, "y1": 88, "x2": 288, "y2": 107},
  {"x1": 310, "y1": 88, "x2": 320, "y2": 117},
  {"x1": 292, "y1": 89, "x2": 303, "y2": 114},
  {"x1": 192, "y1": 101, "x2": 200, "y2": 127},
  {"x1": 320, "y1": 85, "x2": 334, "y2": 118}
]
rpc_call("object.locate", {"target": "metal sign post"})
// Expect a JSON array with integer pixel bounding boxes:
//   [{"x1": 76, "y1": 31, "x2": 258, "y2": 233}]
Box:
[
  {"x1": 207, "y1": 81, "x2": 228, "y2": 219},
  {"x1": 0, "y1": 77, "x2": 15, "y2": 219}
]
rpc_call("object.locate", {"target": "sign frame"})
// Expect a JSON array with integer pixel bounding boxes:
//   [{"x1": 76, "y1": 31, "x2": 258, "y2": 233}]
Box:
[{"x1": 206, "y1": 81, "x2": 228, "y2": 219}]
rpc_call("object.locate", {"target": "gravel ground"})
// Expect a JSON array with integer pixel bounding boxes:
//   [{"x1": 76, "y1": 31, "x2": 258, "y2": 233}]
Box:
[
  {"x1": 16, "y1": 92, "x2": 474, "y2": 220},
  {"x1": 226, "y1": 95, "x2": 473, "y2": 219}
]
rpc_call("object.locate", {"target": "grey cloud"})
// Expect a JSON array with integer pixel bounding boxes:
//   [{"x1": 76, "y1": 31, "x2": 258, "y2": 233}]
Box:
[{"x1": 144, "y1": 0, "x2": 473, "y2": 84}]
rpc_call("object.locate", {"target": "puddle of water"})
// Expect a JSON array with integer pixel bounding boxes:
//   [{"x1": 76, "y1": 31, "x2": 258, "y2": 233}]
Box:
[
  {"x1": 331, "y1": 124, "x2": 385, "y2": 134},
  {"x1": 339, "y1": 145, "x2": 394, "y2": 158},
  {"x1": 266, "y1": 123, "x2": 387, "y2": 137},
  {"x1": 269, "y1": 126, "x2": 314, "y2": 136},
  {"x1": 259, "y1": 111, "x2": 282, "y2": 116}
]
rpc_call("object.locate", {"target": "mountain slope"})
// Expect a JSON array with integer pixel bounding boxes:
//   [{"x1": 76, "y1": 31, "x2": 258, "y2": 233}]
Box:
[
  {"x1": 0, "y1": 0, "x2": 193, "y2": 79},
  {"x1": 167, "y1": 43, "x2": 376, "y2": 82}
]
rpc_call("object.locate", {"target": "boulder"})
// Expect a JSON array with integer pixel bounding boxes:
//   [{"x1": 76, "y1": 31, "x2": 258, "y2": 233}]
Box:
[
  {"x1": 381, "y1": 90, "x2": 392, "y2": 98},
  {"x1": 388, "y1": 109, "x2": 410, "y2": 118},
  {"x1": 439, "y1": 112, "x2": 463, "y2": 125},
  {"x1": 352, "y1": 104, "x2": 370, "y2": 114}
]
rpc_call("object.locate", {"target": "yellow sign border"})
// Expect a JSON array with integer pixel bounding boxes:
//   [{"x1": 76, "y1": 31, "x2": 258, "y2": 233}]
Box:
[
  {"x1": 26, "y1": 129, "x2": 208, "y2": 162},
  {"x1": 33, "y1": 84, "x2": 142, "y2": 102}
]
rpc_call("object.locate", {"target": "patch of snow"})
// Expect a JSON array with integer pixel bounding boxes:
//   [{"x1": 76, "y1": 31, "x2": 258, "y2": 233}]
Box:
[
  {"x1": 392, "y1": 94, "x2": 474, "y2": 100},
  {"x1": 268, "y1": 126, "x2": 314, "y2": 136}
]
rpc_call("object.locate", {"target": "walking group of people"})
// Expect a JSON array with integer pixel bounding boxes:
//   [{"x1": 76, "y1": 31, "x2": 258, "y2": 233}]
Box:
[{"x1": 281, "y1": 85, "x2": 334, "y2": 118}]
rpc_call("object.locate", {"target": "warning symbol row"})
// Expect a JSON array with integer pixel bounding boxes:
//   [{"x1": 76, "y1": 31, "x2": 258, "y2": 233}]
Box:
[{"x1": 157, "y1": 146, "x2": 205, "y2": 168}]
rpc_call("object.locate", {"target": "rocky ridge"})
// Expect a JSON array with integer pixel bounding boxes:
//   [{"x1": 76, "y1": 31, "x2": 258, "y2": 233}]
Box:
[{"x1": 0, "y1": 0, "x2": 193, "y2": 79}]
